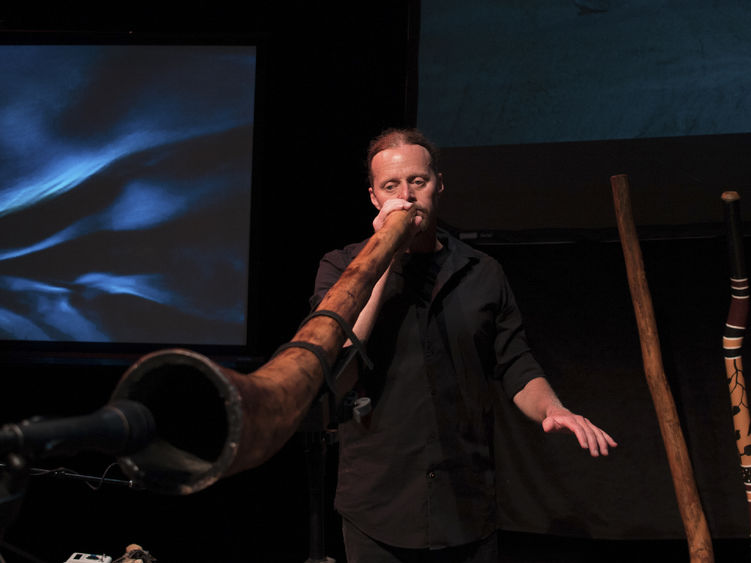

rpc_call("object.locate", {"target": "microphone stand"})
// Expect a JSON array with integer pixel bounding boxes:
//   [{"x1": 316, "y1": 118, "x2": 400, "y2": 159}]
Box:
[
  {"x1": 1, "y1": 456, "x2": 137, "y2": 563},
  {"x1": 0, "y1": 400, "x2": 154, "y2": 562},
  {"x1": 18, "y1": 465, "x2": 137, "y2": 489},
  {"x1": 299, "y1": 392, "x2": 337, "y2": 563}
]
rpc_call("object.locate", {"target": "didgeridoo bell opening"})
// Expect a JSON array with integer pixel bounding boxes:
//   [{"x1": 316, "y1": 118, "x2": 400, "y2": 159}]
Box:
[{"x1": 111, "y1": 348, "x2": 243, "y2": 495}]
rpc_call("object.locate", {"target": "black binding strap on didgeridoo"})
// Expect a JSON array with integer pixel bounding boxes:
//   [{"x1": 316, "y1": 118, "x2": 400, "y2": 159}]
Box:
[
  {"x1": 298, "y1": 309, "x2": 373, "y2": 371},
  {"x1": 273, "y1": 340, "x2": 336, "y2": 395},
  {"x1": 273, "y1": 309, "x2": 373, "y2": 395}
]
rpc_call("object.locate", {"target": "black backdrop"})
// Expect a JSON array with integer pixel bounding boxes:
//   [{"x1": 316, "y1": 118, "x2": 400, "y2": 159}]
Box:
[{"x1": 1, "y1": 3, "x2": 750, "y2": 562}]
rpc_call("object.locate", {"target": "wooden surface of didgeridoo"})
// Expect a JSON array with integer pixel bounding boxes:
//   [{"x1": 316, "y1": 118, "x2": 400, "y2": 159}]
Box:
[{"x1": 611, "y1": 174, "x2": 714, "y2": 563}]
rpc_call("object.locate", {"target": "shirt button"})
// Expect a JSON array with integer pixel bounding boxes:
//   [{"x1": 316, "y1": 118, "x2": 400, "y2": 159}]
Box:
[{"x1": 427, "y1": 471, "x2": 436, "y2": 479}]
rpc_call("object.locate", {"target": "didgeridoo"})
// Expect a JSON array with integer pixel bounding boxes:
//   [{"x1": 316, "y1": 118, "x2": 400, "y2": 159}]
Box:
[
  {"x1": 111, "y1": 207, "x2": 418, "y2": 494},
  {"x1": 721, "y1": 190, "x2": 751, "y2": 530},
  {"x1": 611, "y1": 174, "x2": 714, "y2": 563}
]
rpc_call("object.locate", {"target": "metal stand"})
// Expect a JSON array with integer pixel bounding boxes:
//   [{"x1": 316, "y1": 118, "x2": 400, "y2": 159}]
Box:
[
  {"x1": 303, "y1": 430, "x2": 335, "y2": 563},
  {"x1": 300, "y1": 393, "x2": 337, "y2": 563},
  {"x1": 1, "y1": 453, "x2": 133, "y2": 562}
]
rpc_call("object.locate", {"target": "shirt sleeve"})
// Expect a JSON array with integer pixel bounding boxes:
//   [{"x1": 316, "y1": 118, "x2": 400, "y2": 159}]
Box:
[{"x1": 492, "y1": 265, "x2": 547, "y2": 398}]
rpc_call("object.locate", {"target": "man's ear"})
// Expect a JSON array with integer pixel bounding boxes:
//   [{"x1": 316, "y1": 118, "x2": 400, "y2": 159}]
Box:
[
  {"x1": 437, "y1": 172, "x2": 445, "y2": 195},
  {"x1": 369, "y1": 187, "x2": 381, "y2": 210}
]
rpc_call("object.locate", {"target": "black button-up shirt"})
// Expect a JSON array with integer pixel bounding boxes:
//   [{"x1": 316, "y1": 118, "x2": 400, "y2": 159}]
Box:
[{"x1": 310, "y1": 230, "x2": 545, "y2": 549}]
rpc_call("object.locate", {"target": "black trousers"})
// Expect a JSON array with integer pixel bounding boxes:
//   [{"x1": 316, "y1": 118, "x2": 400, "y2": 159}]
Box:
[{"x1": 342, "y1": 519, "x2": 499, "y2": 563}]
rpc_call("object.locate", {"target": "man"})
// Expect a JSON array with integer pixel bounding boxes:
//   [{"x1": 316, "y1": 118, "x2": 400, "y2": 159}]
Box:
[{"x1": 310, "y1": 128, "x2": 617, "y2": 562}]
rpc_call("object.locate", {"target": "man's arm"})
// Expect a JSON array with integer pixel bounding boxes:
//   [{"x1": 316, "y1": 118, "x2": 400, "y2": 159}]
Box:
[
  {"x1": 513, "y1": 376, "x2": 618, "y2": 457},
  {"x1": 349, "y1": 264, "x2": 390, "y2": 343},
  {"x1": 316, "y1": 199, "x2": 418, "y2": 398},
  {"x1": 329, "y1": 262, "x2": 392, "y2": 400},
  {"x1": 346, "y1": 197, "x2": 420, "y2": 342}
]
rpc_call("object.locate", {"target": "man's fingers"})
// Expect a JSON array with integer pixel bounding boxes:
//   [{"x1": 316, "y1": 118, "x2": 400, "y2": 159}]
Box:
[
  {"x1": 373, "y1": 199, "x2": 414, "y2": 231},
  {"x1": 543, "y1": 415, "x2": 617, "y2": 457}
]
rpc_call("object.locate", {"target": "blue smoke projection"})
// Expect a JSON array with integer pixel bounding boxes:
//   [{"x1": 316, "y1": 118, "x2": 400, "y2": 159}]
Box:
[{"x1": 0, "y1": 44, "x2": 256, "y2": 345}]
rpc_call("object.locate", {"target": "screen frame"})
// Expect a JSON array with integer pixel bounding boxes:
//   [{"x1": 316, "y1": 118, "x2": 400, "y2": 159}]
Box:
[{"x1": 0, "y1": 28, "x2": 268, "y2": 369}]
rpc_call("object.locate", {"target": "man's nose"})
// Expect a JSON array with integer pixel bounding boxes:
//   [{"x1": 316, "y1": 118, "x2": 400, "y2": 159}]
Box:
[{"x1": 398, "y1": 183, "x2": 416, "y2": 201}]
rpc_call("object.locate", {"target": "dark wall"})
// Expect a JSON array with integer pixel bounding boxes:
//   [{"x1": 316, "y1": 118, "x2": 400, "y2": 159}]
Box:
[
  {"x1": 437, "y1": 134, "x2": 751, "y2": 235},
  {"x1": 1, "y1": 4, "x2": 750, "y2": 563}
]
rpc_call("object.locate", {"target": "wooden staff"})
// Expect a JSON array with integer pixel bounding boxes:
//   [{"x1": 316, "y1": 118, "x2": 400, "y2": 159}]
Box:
[
  {"x1": 721, "y1": 190, "x2": 751, "y2": 531},
  {"x1": 611, "y1": 174, "x2": 714, "y2": 563},
  {"x1": 112, "y1": 207, "x2": 417, "y2": 494}
]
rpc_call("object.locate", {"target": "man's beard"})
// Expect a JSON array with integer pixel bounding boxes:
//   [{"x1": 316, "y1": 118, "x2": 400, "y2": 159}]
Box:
[{"x1": 408, "y1": 210, "x2": 438, "y2": 252}]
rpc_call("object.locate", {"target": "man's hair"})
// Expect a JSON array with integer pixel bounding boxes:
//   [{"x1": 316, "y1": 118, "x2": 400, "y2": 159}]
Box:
[{"x1": 366, "y1": 128, "x2": 440, "y2": 185}]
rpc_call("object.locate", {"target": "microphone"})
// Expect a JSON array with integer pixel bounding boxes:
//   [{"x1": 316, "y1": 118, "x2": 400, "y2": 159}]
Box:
[{"x1": 0, "y1": 400, "x2": 155, "y2": 460}]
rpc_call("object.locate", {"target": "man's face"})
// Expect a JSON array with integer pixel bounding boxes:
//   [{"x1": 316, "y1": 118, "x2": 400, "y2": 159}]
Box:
[{"x1": 368, "y1": 143, "x2": 444, "y2": 234}]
